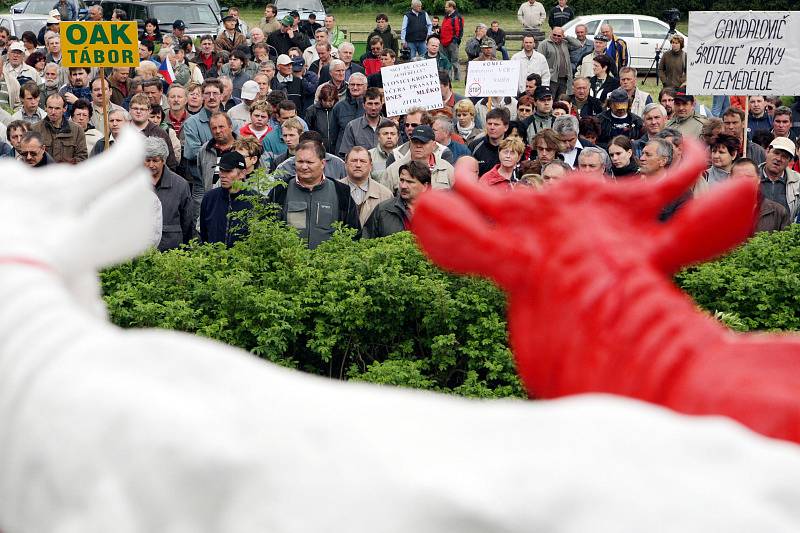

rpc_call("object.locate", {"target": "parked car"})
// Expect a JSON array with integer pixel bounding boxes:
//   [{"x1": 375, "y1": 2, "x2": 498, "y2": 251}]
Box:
[
  {"x1": 275, "y1": 0, "x2": 326, "y2": 23},
  {"x1": 88, "y1": 0, "x2": 221, "y2": 41},
  {"x1": 0, "y1": 13, "x2": 48, "y2": 37},
  {"x1": 563, "y1": 14, "x2": 688, "y2": 72},
  {"x1": 10, "y1": 0, "x2": 88, "y2": 19}
]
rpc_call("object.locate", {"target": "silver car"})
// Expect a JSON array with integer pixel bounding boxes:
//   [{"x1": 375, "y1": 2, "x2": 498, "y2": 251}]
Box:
[
  {"x1": 275, "y1": 0, "x2": 326, "y2": 23},
  {"x1": 0, "y1": 13, "x2": 48, "y2": 37},
  {"x1": 563, "y1": 14, "x2": 688, "y2": 72}
]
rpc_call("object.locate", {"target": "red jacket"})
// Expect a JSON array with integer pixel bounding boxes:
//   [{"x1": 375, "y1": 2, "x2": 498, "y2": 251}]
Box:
[
  {"x1": 478, "y1": 164, "x2": 513, "y2": 190},
  {"x1": 439, "y1": 11, "x2": 463, "y2": 47}
]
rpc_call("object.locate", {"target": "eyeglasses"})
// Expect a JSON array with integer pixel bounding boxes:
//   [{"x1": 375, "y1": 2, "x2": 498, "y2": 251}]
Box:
[
  {"x1": 405, "y1": 122, "x2": 420, "y2": 128},
  {"x1": 19, "y1": 150, "x2": 41, "y2": 157},
  {"x1": 766, "y1": 106, "x2": 776, "y2": 111}
]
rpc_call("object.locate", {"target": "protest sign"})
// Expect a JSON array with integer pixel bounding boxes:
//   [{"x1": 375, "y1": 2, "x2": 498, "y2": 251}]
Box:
[
  {"x1": 687, "y1": 11, "x2": 800, "y2": 95},
  {"x1": 465, "y1": 61, "x2": 521, "y2": 98},
  {"x1": 382, "y1": 59, "x2": 442, "y2": 117},
  {"x1": 61, "y1": 22, "x2": 140, "y2": 67}
]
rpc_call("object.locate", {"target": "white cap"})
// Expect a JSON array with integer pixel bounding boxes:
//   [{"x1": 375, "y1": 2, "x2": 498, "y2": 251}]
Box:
[
  {"x1": 48, "y1": 9, "x2": 60, "y2": 17},
  {"x1": 8, "y1": 41, "x2": 25, "y2": 53},
  {"x1": 276, "y1": 54, "x2": 292, "y2": 66},
  {"x1": 769, "y1": 136, "x2": 795, "y2": 157},
  {"x1": 240, "y1": 80, "x2": 259, "y2": 100},
  {"x1": 46, "y1": 16, "x2": 60, "y2": 24}
]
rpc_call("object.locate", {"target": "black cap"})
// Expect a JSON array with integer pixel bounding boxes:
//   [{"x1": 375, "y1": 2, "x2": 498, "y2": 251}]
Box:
[
  {"x1": 674, "y1": 89, "x2": 694, "y2": 102},
  {"x1": 222, "y1": 15, "x2": 235, "y2": 22},
  {"x1": 533, "y1": 86, "x2": 552, "y2": 100},
  {"x1": 291, "y1": 57, "x2": 305, "y2": 71},
  {"x1": 172, "y1": 19, "x2": 186, "y2": 29},
  {"x1": 218, "y1": 151, "x2": 246, "y2": 171},
  {"x1": 608, "y1": 87, "x2": 629, "y2": 104},
  {"x1": 289, "y1": 10, "x2": 300, "y2": 17},
  {"x1": 594, "y1": 34, "x2": 609, "y2": 42},
  {"x1": 410, "y1": 125, "x2": 434, "y2": 143}
]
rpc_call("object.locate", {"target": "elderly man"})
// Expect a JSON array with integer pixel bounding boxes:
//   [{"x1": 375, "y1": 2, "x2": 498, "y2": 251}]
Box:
[
  {"x1": 17, "y1": 131, "x2": 54, "y2": 167},
  {"x1": 384, "y1": 125, "x2": 454, "y2": 193},
  {"x1": 665, "y1": 90, "x2": 707, "y2": 139},
  {"x1": 330, "y1": 73, "x2": 367, "y2": 156},
  {"x1": 577, "y1": 146, "x2": 610, "y2": 175},
  {"x1": 31, "y1": 93, "x2": 86, "y2": 163},
  {"x1": 339, "y1": 146, "x2": 393, "y2": 226},
  {"x1": 144, "y1": 137, "x2": 192, "y2": 252},
  {"x1": 268, "y1": 139, "x2": 360, "y2": 248},
  {"x1": 568, "y1": 77, "x2": 603, "y2": 118},
  {"x1": 512, "y1": 33, "x2": 550, "y2": 95},
  {"x1": 464, "y1": 23, "x2": 487, "y2": 61},
  {"x1": 759, "y1": 137, "x2": 800, "y2": 221},
  {"x1": 90, "y1": 108, "x2": 128, "y2": 156},
  {"x1": 86, "y1": 4, "x2": 103, "y2": 21},
  {"x1": 128, "y1": 94, "x2": 178, "y2": 170},
  {"x1": 321, "y1": 42, "x2": 364, "y2": 84},
  {"x1": 401, "y1": 0, "x2": 432, "y2": 59},
  {"x1": 639, "y1": 138, "x2": 672, "y2": 179},
  {"x1": 4, "y1": 41, "x2": 39, "y2": 85},
  {"x1": 600, "y1": 23, "x2": 628, "y2": 70},
  {"x1": 338, "y1": 87, "x2": 383, "y2": 158},
  {"x1": 363, "y1": 160, "x2": 431, "y2": 238},
  {"x1": 633, "y1": 102, "x2": 667, "y2": 158},
  {"x1": 579, "y1": 34, "x2": 610, "y2": 78},
  {"x1": 432, "y1": 115, "x2": 469, "y2": 162},
  {"x1": 228, "y1": 80, "x2": 260, "y2": 131},
  {"x1": 553, "y1": 114, "x2": 589, "y2": 169},
  {"x1": 569, "y1": 23, "x2": 593, "y2": 72}
]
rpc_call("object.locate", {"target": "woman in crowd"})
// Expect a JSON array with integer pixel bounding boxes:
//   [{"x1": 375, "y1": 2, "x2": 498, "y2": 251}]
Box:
[
  {"x1": 704, "y1": 133, "x2": 740, "y2": 186},
  {"x1": 140, "y1": 18, "x2": 163, "y2": 43},
  {"x1": 150, "y1": 103, "x2": 182, "y2": 163},
  {"x1": 506, "y1": 120, "x2": 533, "y2": 161},
  {"x1": 658, "y1": 35, "x2": 686, "y2": 89},
  {"x1": 608, "y1": 135, "x2": 639, "y2": 179},
  {"x1": 479, "y1": 137, "x2": 525, "y2": 189},
  {"x1": 304, "y1": 84, "x2": 338, "y2": 153},
  {"x1": 590, "y1": 54, "x2": 619, "y2": 104},
  {"x1": 516, "y1": 95, "x2": 534, "y2": 122},
  {"x1": 21, "y1": 31, "x2": 38, "y2": 58},
  {"x1": 25, "y1": 51, "x2": 46, "y2": 78},
  {"x1": 453, "y1": 99, "x2": 483, "y2": 143},
  {"x1": 532, "y1": 129, "x2": 564, "y2": 167},
  {"x1": 186, "y1": 82, "x2": 204, "y2": 114}
]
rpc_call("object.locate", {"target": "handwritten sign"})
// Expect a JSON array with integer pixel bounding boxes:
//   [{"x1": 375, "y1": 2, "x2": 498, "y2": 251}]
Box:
[
  {"x1": 465, "y1": 61, "x2": 521, "y2": 97},
  {"x1": 382, "y1": 59, "x2": 442, "y2": 117},
  {"x1": 687, "y1": 11, "x2": 799, "y2": 95},
  {"x1": 61, "y1": 22, "x2": 139, "y2": 67}
]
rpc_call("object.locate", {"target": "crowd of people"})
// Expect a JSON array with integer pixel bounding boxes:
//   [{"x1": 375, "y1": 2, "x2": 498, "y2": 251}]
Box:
[{"x1": 1, "y1": 0, "x2": 797, "y2": 251}]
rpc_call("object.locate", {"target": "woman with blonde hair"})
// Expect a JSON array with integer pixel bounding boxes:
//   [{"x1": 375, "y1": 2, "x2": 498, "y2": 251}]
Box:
[
  {"x1": 453, "y1": 99, "x2": 483, "y2": 142},
  {"x1": 479, "y1": 136, "x2": 525, "y2": 190}
]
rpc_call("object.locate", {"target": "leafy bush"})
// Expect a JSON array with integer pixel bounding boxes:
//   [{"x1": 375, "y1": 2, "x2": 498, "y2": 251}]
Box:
[
  {"x1": 102, "y1": 207, "x2": 800, "y2": 399},
  {"x1": 102, "y1": 215, "x2": 524, "y2": 398}
]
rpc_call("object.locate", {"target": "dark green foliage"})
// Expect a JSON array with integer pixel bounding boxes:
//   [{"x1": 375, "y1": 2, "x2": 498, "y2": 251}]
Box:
[
  {"x1": 102, "y1": 216, "x2": 524, "y2": 398},
  {"x1": 677, "y1": 225, "x2": 800, "y2": 332}
]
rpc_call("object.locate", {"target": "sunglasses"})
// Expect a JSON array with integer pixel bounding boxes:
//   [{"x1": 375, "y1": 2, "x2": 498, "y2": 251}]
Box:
[
  {"x1": 405, "y1": 122, "x2": 420, "y2": 128},
  {"x1": 766, "y1": 106, "x2": 776, "y2": 111}
]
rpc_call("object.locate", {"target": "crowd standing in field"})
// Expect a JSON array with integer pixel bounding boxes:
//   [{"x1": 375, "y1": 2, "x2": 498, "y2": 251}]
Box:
[{"x1": 2, "y1": 0, "x2": 797, "y2": 249}]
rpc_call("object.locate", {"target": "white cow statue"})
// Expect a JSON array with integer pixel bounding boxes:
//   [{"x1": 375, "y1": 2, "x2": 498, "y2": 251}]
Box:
[{"x1": 1, "y1": 131, "x2": 800, "y2": 532}]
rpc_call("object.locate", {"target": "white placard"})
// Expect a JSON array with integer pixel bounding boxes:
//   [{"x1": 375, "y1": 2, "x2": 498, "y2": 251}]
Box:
[
  {"x1": 465, "y1": 61, "x2": 521, "y2": 97},
  {"x1": 687, "y1": 11, "x2": 800, "y2": 95},
  {"x1": 381, "y1": 59, "x2": 443, "y2": 117}
]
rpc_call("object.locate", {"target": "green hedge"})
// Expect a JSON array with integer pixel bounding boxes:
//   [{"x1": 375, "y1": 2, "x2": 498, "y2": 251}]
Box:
[{"x1": 102, "y1": 214, "x2": 800, "y2": 397}]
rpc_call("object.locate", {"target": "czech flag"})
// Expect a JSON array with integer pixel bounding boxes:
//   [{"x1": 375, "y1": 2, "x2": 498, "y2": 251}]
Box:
[{"x1": 158, "y1": 57, "x2": 175, "y2": 84}]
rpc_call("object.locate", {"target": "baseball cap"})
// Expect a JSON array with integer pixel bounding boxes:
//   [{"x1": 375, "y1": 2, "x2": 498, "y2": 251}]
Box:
[
  {"x1": 480, "y1": 37, "x2": 496, "y2": 48},
  {"x1": 222, "y1": 15, "x2": 236, "y2": 22},
  {"x1": 240, "y1": 80, "x2": 259, "y2": 100},
  {"x1": 608, "y1": 87, "x2": 629, "y2": 104},
  {"x1": 48, "y1": 9, "x2": 60, "y2": 18},
  {"x1": 289, "y1": 10, "x2": 300, "y2": 17},
  {"x1": 218, "y1": 151, "x2": 246, "y2": 171},
  {"x1": 594, "y1": 34, "x2": 609, "y2": 42},
  {"x1": 281, "y1": 14, "x2": 294, "y2": 26},
  {"x1": 276, "y1": 54, "x2": 292, "y2": 65},
  {"x1": 673, "y1": 90, "x2": 694, "y2": 102},
  {"x1": 8, "y1": 42, "x2": 25, "y2": 53},
  {"x1": 173, "y1": 19, "x2": 186, "y2": 29},
  {"x1": 533, "y1": 86, "x2": 552, "y2": 100},
  {"x1": 291, "y1": 57, "x2": 305, "y2": 71},
  {"x1": 410, "y1": 125, "x2": 434, "y2": 143},
  {"x1": 769, "y1": 137, "x2": 795, "y2": 157},
  {"x1": 46, "y1": 15, "x2": 60, "y2": 24}
]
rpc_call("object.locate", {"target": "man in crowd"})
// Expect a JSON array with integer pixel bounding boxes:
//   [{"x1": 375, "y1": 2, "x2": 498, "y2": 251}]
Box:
[
  {"x1": 262, "y1": 100, "x2": 300, "y2": 169},
  {"x1": 633, "y1": 103, "x2": 667, "y2": 158},
  {"x1": 340, "y1": 146, "x2": 393, "y2": 226},
  {"x1": 722, "y1": 107, "x2": 766, "y2": 165},
  {"x1": 31, "y1": 93, "x2": 86, "y2": 164},
  {"x1": 553, "y1": 114, "x2": 588, "y2": 169},
  {"x1": 18, "y1": 131, "x2": 54, "y2": 167},
  {"x1": 569, "y1": 23, "x2": 592, "y2": 72},
  {"x1": 5, "y1": 121, "x2": 28, "y2": 159},
  {"x1": 108, "y1": 67, "x2": 132, "y2": 107},
  {"x1": 59, "y1": 67, "x2": 92, "y2": 118},
  {"x1": 304, "y1": 28, "x2": 338, "y2": 67},
  {"x1": 578, "y1": 34, "x2": 609, "y2": 78},
  {"x1": 659, "y1": 87, "x2": 676, "y2": 119},
  {"x1": 86, "y1": 4, "x2": 102, "y2": 21},
  {"x1": 665, "y1": 91, "x2": 707, "y2": 138},
  {"x1": 272, "y1": 55, "x2": 304, "y2": 111},
  {"x1": 748, "y1": 95, "x2": 773, "y2": 139},
  {"x1": 363, "y1": 160, "x2": 431, "y2": 239},
  {"x1": 549, "y1": 0, "x2": 575, "y2": 30},
  {"x1": 200, "y1": 150, "x2": 260, "y2": 246},
  {"x1": 71, "y1": 99, "x2": 102, "y2": 154},
  {"x1": 258, "y1": 4, "x2": 280, "y2": 36},
  {"x1": 596, "y1": 88, "x2": 643, "y2": 148},
  {"x1": 568, "y1": 77, "x2": 603, "y2": 117},
  {"x1": 216, "y1": 14, "x2": 247, "y2": 54},
  {"x1": 339, "y1": 87, "x2": 383, "y2": 158},
  {"x1": 639, "y1": 138, "x2": 672, "y2": 180},
  {"x1": 268, "y1": 139, "x2": 360, "y2": 248},
  {"x1": 526, "y1": 86, "x2": 555, "y2": 139},
  {"x1": 89, "y1": 76, "x2": 127, "y2": 138},
  {"x1": 142, "y1": 78, "x2": 168, "y2": 109},
  {"x1": 90, "y1": 109, "x2": 128, "y2": 156},
  {"x1": 268, "y1": 15, "x2": 309, "y2": 57},
  {"x1": 517, "y1": 0, "x2": 546, "y2": 34},
  {"x1": 165, "y1": 84, "x2": 190, "y2": 138},
  {"x1": 487, "y1": 20, "x2": 509, "y2": 60},
  {"x1": 144, "y1": 137, "x2": 192, "y2": 252},
  {"x1": 760, "y1": 137, "x2": 800, "y2": 221},
  {"x1": 4, "y1": 41, "x2": 39, "y2": 84},
  {"x1": 198, "y1": 112, "x2": 237, "y2": 200},
  {"x1": 601, "y1": 23, "x2": 628, "y2": 70},
  {"x1": 538, "y1": 27, "x2": 578, "y2": 99},
  {"x1": 324, "y1": 14, "x2": 346, "y2": 48},
  {"x1": 128, "y1": 93, "x2": 178, "y2": 170},
  {"x1": 330, "y1": 73, "x2": 367, "y2": 156},
  {"x1": 577, "y1": 146, "x2": 610, "y2": 175},
  {"x1": 184, "y1": 78, "x2": 224, "y2": 200},
  {"x1": 512, "y1": 33, "x2": 550, "y2": 96},
  {"x1": 401, "y1": 0, "x2": 432, "y2": 59},
  {"x1": 385, "y1": 125, "x2": 454, "y2": 192},
  {"x1": 369, "y1": 120, "x2": 399, "y2": 182},
  {"x1": 432, "y1": 115, "x2": 470, "y2": 162},
  {"x1": 369, "y1": 13, "x2": 399, "y2": 54},
  {"x1": 618, "y1": 67, "x2": 652, "y2": 117},
  {"x1": 12, "y1": 82, "x2": 46, "y2": 124},
  {"x1": 239, "y1": 100, "x2": 272, "y2": 141},
  {"x1": 470, "y1": 108, "x2": 509, "y2": 176},
  {"x1": 772, "y1": 106, "x2": 796, "y2": 142},
  {"x1": 439, "y1": 2, "x2": 463, "y2": 80}
]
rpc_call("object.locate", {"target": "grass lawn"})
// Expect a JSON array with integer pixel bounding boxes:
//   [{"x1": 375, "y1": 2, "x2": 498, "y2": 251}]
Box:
[{"x1": 239, "y1": 7, "x2": 703, "y2": 105}]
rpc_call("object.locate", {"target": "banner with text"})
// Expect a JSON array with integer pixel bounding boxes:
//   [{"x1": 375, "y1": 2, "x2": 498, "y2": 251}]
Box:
[
  {"x1": 687, "y1": 11, "x2": 800, "y2": 95},
  {"x1": 465, "y1": 61, "x2": 521, "y2": 97},
  {"x1": 382, "y1": 59, "x2": 442, "y2": 117}
]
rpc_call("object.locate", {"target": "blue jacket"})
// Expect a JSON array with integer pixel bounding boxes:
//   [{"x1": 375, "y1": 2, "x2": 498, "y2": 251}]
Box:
[
  {"x1": 447, "y1": 139, "x2": 471, "y2": 162},
  {"x1": 199, "y1": 186, "x2": 261, "y2": 247}
]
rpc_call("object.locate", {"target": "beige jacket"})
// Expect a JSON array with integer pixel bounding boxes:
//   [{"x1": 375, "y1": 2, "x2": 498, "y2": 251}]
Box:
[
  {"x1": 517, "y1": 1, "x2": 546, "y2": 30},
  {"x1": 381, "y1": 151, "x2": 454, "y2": 193},
  {"x1": 340, "y1": 177, "x2": 394, "y2": 226}
]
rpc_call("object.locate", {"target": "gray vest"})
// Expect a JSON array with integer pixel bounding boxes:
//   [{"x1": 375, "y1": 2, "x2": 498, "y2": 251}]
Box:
[{"x1": 283, "y1": 178, "x2": 340, "y2": 249}]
